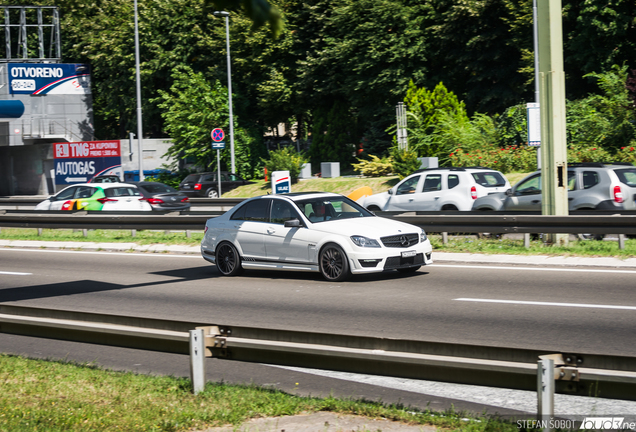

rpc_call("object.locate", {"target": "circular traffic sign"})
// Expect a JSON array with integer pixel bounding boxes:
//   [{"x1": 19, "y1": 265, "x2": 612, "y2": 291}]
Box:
[{"x1": 211, "y1": 128, "x2": 225, "y2": 142}]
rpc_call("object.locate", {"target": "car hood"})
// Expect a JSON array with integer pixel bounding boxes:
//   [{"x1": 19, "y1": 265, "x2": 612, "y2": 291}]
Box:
[
  {"x1": 357, "y1": 191, "x2": 390, "y2": 205},
  {"x1": 311, "y1": 216, "x2": 421, "y2": 237}
]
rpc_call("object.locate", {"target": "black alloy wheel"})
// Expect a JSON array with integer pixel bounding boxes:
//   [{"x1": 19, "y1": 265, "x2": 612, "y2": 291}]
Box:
[
  {"x1": 319, "y1": 244, "x2": 350, "y2": 282},
  {"x1": 215, "y1": 242, "x2": 243, "y2": 276}
]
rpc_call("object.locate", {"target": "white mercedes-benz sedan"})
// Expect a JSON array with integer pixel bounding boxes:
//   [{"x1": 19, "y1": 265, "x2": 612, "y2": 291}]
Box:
[{"x1": 201, "y1": 192, "x2": 433, "y2": 281}]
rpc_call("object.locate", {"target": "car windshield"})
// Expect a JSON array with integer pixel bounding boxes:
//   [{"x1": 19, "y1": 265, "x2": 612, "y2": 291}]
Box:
[
  {"x1": 294, "y1": 196, "x2": 374, "y2": 223},
  {"x1": 472, "y1": 172, "x2": 507, "y2": 187},
  {"x1": 141, "y1": 183, "x2": 176, "y2": 193},
  {"x1": 615, "y1": 169, "x2": 636, "y2": 187}
]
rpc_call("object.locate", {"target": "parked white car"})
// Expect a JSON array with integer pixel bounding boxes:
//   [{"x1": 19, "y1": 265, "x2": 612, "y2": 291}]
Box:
[
  {"x1": 35, "y1": 183, "x2": 152, "y2": 211},
  {"x1": 358, "y1": 167, "x2": 511, "y2": 212},
  {"x1": 201, "y1": 192, "x2": 433, "y2": 281}
]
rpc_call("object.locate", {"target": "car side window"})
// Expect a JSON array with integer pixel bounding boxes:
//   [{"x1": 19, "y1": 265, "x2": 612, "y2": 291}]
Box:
[
  {"x1": 615, "y1": 169, "x2": 636, "y2": 187},
  {"x1": 75, "y1": 186, "x2": 97, "y2": 199},
  {"x1": 422, "y1": 174, "x2": 442, "y2": 192},
  {"x1": 105, "y1": 187, "x2": 140, "y2": 197},
  {"x1": 270, "y1": 200, "x2": 298, "y2": 225},
  {"x1": 582, "y1": 171, "x2": 599, "y2": 189},
  {"x1": 567, "y1": 171, "x2": 576, "y2": 191},
  {"x1": 228, "y1": 174, "x2": 241, "y2": 181},
  {"x1": 515, "y1": 175, "x2": 541, "y2": 195},
  {"x1": 232, "y1": 199, "x2": 269, "y2": 222},
  {"x1": 448, "y1": 174, "x2": 460, "y2": 189},
  {"x1": 201, "y1": 175, "x2": 215, "y2": 182},
  {"x1": 55, "y1": 187, "x2": 77, "y2": 201},
  {"x1": 396, "y1": 176, "x2": 420, "y2": 195}
]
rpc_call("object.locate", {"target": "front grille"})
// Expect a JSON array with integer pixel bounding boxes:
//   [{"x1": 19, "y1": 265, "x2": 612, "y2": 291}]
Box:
[
  {"x1": 384, "y1": 253, "x2": 425, "y2": 270},
  {"x1": 381, "y1": 233, "x2": 419, "y2": 248}
]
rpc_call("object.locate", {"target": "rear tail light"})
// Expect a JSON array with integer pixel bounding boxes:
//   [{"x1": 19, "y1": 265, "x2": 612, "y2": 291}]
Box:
[
  {"x1": 614, "y1": 185, "x2": 624, "y2": 203},
  {"x1": 194, "y1": 183, "x2": 202, "y2": 190},
  {"x1": 97, "y1": 197, "x2": 117, "y2": 204},
  {"x1": 181, "y1": 197, "x2": 189, "y2": 203},
  {"x1": 470, "y1": 186, "x2": 477, "y2": 199},
  {"x1": 204, "y1": 226, "x2": 208, "y2": 233},
  {"x1": 146, "y1": 198, "x2": 164, "y2": 204}
]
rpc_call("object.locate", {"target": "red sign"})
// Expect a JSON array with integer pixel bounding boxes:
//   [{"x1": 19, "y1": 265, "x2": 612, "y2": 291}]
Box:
[
  {"x1": 211, "y1": 128, "x2": 225, "y2": 142},
  {"x1": 54, "y1": 140, "x2": 121, "y2": 159}
]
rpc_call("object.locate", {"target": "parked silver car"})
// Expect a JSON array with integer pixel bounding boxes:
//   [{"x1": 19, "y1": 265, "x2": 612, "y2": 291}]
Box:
[
  {"x1": 358, "y1": 167, "x2": 510, "y2": 212},
  {"x1": 472, "y1": 163, "x2": 636, "y2": 211}
]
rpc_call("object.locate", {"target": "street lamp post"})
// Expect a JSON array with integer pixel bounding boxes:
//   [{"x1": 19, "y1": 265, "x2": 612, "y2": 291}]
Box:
[
  {"x1": 134, "y1": 0, "x2": 144, "y2": 181},
  {"x1": 214, "y1": 11, "x2": 235, "y2": 174}
]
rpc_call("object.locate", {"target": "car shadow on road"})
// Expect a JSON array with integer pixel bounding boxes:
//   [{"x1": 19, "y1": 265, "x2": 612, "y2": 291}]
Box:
[{"x1": 0, "y1": 265, "x2": 216, "y2": 303}]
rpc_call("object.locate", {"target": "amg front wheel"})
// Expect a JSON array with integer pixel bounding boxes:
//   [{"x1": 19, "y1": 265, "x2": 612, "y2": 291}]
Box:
[{"x1": 319, "y1": 244, "x2": 350, "y2": 282}]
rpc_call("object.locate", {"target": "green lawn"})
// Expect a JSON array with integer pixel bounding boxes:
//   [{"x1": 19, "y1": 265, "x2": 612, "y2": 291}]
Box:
[{"x1": 0, "y1": 354, "x2": 519, "y2": 432}]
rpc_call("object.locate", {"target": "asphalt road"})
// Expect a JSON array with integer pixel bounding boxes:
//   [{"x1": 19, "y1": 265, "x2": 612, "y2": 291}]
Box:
[{"x1": 1, "y1": 248, "x2": 636, "y2": 415}]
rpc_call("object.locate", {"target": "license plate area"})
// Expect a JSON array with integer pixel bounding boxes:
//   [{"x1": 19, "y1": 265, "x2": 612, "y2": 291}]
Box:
[{"x1": 401, "y1": 250, "x2": 416, "y2": 258}]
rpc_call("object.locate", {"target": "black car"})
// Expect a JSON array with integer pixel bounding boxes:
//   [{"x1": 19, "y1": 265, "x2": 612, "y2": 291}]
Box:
[
  {"x1": 129, "y1": 181, "x2": 191, "y2": 211},
  {"x1": 90, "y1": 175, "x2": 122, "y2": 183},
  {"x1": 178, "y1": 172, "x2": 247, "y2": 198}
]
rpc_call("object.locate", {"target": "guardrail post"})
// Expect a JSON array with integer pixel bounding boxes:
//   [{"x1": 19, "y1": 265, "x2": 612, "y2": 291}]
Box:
[
  {"x1": 619, "y1": 234, "x2": 625, "y2": 250},
  {"x1": 189, "y1": 329, "x2": 206, "y2": 394},
  {"x1": 537, "y1": 358, "x2": 555, "y2": 430},
  {"x1": 131, "y1": 229, "x2": 136, "y2": 237},
  {"x1": 186, "y1": 230, "x2": 191, "y2": 238},
  {"x1": 38, "y1": 228, "x2": 42, "y2": 236},
  {"x1": 442, "y1": 232, "x2": 448, "y2": 245},
  {"x1": 524, "y1": 233, "x2": 531, "y2": 248}
]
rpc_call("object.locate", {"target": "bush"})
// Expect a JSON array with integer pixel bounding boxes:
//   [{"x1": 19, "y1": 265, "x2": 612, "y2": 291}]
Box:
[
  {"x1": 352, "y1": 155, "x2": 393, "y2": 177},
  {"x1": 567, "y1": 144, "x2": 613, "y2": 163},
  {"x1": 261, "y1": 146, "x2": 308, "y2": 183},
  {"x1": 449, "y1": 145, "x2": 537, "y2": 173},
  {"x1": 390, "y1": 147, "x2": 421, "y2": 179},
  {"x1": 145, "y1": 169, "x2": 194, "y2": 188},
  {"x1": 614, "y1": 143, "x2": 636, "y2": 165}
]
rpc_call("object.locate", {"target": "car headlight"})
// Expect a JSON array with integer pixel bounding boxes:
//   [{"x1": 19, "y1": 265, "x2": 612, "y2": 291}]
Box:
[
  {"x1": 350, "y1": 235, "x2": 381, "y2": 248},
  {"x1": 420, "y1": 229, "x2": 427, "y2": 242}
]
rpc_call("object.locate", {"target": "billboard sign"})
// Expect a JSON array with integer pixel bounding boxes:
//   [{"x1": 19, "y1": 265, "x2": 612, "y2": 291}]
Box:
[
  {"x1": 271, "y1": 170, "x2": 291, "y2": 194},
  {"x1": 8, "y1": 63, "x2": 91, "y2": 95},
  {"x1": 54, "y1": 141, "x2": 122, "y2": 185}
]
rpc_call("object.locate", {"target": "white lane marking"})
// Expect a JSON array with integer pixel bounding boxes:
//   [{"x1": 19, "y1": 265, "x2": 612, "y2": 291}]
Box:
[
  {"x1": 433, "y1": 264, "x2": 636, "y2": 274},
  {"x1": 0, "y1": 248, "x2": 202, "y2": 259},
  {"x1": 0, "y1": 271, "x2": 32, "y2": 275},
  {"x1": 455, "y1": 298, "x2": 636, "y2": 311}
]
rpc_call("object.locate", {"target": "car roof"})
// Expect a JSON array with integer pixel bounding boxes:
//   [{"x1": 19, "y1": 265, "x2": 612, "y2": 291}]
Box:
[
  {"x1": 412, "y1": 166, "x2": 502, "y2": 174},
  {"x1": 63, "y1": 182, "x2": 137, "y2": 188},
  {"x1": 248, "y1": 192, "x2": 341, "y2": 202}
]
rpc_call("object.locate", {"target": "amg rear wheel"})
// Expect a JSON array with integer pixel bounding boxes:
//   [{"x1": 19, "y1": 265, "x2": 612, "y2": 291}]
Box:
[
  {"x1": 319, "y1": 244, "x2": 350, "y2": 282},
  {"x1": 215, "y1": 242, "x2": 243, "y2": 276}
]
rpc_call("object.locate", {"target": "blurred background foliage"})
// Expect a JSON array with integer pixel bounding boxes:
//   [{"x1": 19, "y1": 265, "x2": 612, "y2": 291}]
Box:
[{"x1": 5, "y1": 0, "x2": 635, "y2": 177}]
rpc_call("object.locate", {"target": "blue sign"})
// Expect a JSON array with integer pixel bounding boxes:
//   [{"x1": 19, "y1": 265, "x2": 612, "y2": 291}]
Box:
[
  {"x1": 212, "y1": 141, "x2": 226, "y2": 150},
  {"x1": 8, "y1": 63, "x2": 91, "y2": 95},
  {"x1": 54, "y1": 157, "x2": 122, "y2": 185},
  {"x1": 211, "y1": 128, "x2": 225, "y2": 142}
]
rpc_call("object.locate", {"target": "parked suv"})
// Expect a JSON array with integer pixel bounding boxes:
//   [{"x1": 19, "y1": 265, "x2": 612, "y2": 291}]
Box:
[
  {"x1": 178, "y1": 172, "x2": 247, "y2": 198},
  {"x1": 357, "y1": 167, "x2": 511, "y2": 212},
  {"x1": 472, "y1": 163, "x2": 636, "y2": 211}
]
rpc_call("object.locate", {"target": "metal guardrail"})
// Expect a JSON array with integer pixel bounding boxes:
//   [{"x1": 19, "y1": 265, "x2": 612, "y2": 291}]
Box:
[
  {"x1": 1, "y1": 211, "x2": 636, "y2": 235},
  {"x1": 1, "y1": 304, "x2": 635, "y2": 400}
]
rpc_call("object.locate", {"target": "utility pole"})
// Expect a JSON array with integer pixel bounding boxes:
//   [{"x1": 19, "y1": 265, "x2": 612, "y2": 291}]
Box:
[{"x1": 538, "y1": 0, "x2": 569, "y2": 245}]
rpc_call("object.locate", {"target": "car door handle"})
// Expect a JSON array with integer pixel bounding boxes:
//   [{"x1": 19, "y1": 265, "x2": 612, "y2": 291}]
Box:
[
  {"x1": 568, "y1": 197, "x2": 574, "y2": 201},
  {"x1": 408, "y1": 198, "x2": 414, "y2": 202},
  {"x1": 434, "y1": 196, "x2": 440, "y2": 199},
  {"x1": 531, "y1": 200, "x2": 540, "y2": 204},
  {"x1": 267, "y1": 227, "x2": 276, "y2": 234}
]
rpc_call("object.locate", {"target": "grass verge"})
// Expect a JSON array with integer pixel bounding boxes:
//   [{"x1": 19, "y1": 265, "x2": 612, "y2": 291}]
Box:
[
  {"x1": 0, "y1": 354, "x2": 522, "y2": 432},
  {"x1": 1, "y1": 228, "x2": 634, "y2": 258}
]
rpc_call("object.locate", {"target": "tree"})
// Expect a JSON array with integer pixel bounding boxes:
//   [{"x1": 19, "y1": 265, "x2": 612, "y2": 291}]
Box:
[{"x1": 156, "y1": 67, "x2": 264, "y2": 178}]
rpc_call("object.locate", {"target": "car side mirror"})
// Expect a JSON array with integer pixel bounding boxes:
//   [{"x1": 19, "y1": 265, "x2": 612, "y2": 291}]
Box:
[
  {"x1": 387, "y1": 189, "x2": 393, "y2": 195},
  {"x1": 505, "y1": 188, "x2": 513, "y2": 197},
  {"x1": 284, "y1": 218, "x2": 302, "y2": 228}
]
